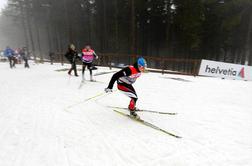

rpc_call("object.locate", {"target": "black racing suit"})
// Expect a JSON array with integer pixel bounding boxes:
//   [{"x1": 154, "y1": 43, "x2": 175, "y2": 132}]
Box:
[{"x1": 107, "y1": 63, "x2": 141, "y2": 111}]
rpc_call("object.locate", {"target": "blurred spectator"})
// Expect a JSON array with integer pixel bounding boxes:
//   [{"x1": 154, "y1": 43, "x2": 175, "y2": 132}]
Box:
[
  {"x1": 4, "y1": 46, "x2": 15, "y2": 68},
  {"x1": 20, "y1": 47, "x2": 29, "y2": 68},
  {"x1": 65, "y1": 44, "x2": 79, "y2": 76},
  {"x1": 49, "y1": 51, "x2": 55, "y2": 65}
]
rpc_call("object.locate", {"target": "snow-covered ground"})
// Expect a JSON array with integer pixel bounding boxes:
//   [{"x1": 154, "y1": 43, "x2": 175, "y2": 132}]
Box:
[{"x1": 0, "y1": 62, "x2": 252, "y2": 166}]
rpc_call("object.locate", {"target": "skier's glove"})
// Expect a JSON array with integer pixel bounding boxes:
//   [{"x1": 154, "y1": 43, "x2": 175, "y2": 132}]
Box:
[
  {"x1": 104, "y1": 88, "x2": 112, "y2": 93},
  {"x1": 95, "y1": 55, "x2": 99, "y2": 60}
]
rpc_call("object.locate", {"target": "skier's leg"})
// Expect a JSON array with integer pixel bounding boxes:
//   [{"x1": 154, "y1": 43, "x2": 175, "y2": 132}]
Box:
[
  {"x1": 87, "y1": 63, "x2": 93, "y2": 81},
  {"x1": 129, "y1": 97, "x2": 138, "y2": 111},
  {"x1": 25, "y1": 59, "x2": 29, "y2": 68},
  {"x1": 68, "y1": 63, "x2": 73, "y2": 75},
  {"x1": 82, "y1": 63, "x2": 86, "y2": 81},
  {"x1": 128, "y1": 96, "x2": 139, "y2": 118},
  {"x1": 117, "y1": 82, "x2": 138, "y2": 113},
  {"x1": 73, "y1": 62, "x2": 78, "y2": 76},
  {"x1": 24, "y1": 59, "x2": 29, "y2": 68},
  {"x1": 8, "y1": 57, "x2": 12, "y2": 68},
  {"x1": 117, "y1": 83, "x2": 137, "y2": 99},
  {"x1": 127, "y1": 85, "x2": 137, "y2": 111},
  {"x1": 12, "y1": 57, "x2": 16, "y2": 67}
]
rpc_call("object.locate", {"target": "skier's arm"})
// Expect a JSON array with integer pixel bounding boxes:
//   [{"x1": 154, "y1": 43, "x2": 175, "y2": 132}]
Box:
[
  {"x1": 93, "y1": 51, "x2": 98, "y2": 59},
  {"x1": 73, "y1": 50, "x2": 79, "y2": 61},
  {"x1": 64, "y1": 51, "x2": 72, "y2": 62},
  {"x1": 64, "y1": 51, "x2": 69, "y2": 58},
  {"x1": 107, "y1": 67, "x2": 131, "y2": 89}
]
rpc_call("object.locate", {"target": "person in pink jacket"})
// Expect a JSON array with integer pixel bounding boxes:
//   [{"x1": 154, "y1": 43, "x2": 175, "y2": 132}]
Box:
[{"x1": 81, "y1": 45, "x2": 98, "y2": 81}]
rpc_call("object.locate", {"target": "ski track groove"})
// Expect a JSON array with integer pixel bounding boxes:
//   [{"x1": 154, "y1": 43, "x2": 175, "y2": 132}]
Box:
[
  {"x1": 95, "y1": 99, "x2": 176, "y2": 165},
  {"x1": 87, "y1": 106, "x2": 154, "y2": 166},
  {"x1": 64, "y1": 106, "x2": 136, "y2": 166}
]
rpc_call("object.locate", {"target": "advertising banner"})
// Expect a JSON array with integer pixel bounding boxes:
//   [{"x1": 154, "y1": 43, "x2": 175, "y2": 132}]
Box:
[{"x1": 199, "y1": 60, "x2": 252, "y2": 81}]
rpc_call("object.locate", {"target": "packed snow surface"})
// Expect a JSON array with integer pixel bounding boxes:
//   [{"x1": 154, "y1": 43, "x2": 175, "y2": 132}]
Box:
[{"x1": 0, "y1": 62, "x2": 252, "y2": 166}]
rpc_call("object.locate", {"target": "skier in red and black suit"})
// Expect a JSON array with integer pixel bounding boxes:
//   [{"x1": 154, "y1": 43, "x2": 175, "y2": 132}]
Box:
[{"x1": 105, "y1": 57, "x2": 147, "y2": 118}]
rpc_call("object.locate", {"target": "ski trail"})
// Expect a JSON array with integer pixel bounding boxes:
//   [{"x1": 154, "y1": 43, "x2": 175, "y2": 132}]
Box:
[
  {"x1": 63, "y1": 105, "x2": 134, "y2": 166},
  {"x1": 64, "y1": 103, "x2": 158, "y2": 166},
  {"x1": 94, "y1": 99, "x2": 178, "y2": 164},
  {"x1": 0, "y1": 63, "x2": 251, "y2": 166}
]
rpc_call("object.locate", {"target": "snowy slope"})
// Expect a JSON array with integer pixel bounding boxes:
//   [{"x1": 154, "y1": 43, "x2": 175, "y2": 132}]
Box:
[{"x1": 0, "y1": 62, "x2": 252, "y2": 166}]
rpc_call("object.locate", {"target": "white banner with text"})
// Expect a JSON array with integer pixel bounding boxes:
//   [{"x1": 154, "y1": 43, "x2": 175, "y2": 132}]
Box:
[{"x1": 199, "y1": 60, "x2": 252, "y2": 81}]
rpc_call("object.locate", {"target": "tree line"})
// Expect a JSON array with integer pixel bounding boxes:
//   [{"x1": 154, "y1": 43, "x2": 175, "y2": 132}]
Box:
[{"x1": 2, "y1": 0, "x2": 252, "y2": 65}]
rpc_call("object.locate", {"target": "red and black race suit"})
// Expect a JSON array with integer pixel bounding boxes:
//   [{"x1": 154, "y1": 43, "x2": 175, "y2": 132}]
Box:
[{"x1": 107, "y1": 63, "x2": 141, "y2": 109}]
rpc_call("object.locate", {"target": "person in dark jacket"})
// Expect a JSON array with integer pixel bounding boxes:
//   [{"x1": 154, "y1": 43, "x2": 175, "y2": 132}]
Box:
[
  {"x1": 49, "y1": 51, "x2": 55, "y2": 65},
  {"x1": 20, "y1": 47, "x2": 29, "y2": 68},
  {"x1": 65, "y1": 44, "x2": 79, "y2": 76},
  {"x1": 4, "y1": 46, "x2": 15, "y2": 68},
  {"x1": 104, "y1": 57, "x2": 147, "y2": 119}
]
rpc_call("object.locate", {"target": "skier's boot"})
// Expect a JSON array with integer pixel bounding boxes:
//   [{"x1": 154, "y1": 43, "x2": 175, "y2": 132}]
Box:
[
  {"x1": 130, "y1": 110, "x2": 140, "y2": 120},
  {"x1": 68, "y1": 69, "x2": 72, "y2": 75},
  {"x1": 74, "y1": 71, "x2": 79, "y2": 77},
  {"x1": 128, "y1": 99, "x2": 140, "y2": 119},
  {"x1": 82, "y1": 74, "x2": 85, "y2": 83},
  {"x1": 90, "y1": 75, "x2": 95, "y2": 82}
]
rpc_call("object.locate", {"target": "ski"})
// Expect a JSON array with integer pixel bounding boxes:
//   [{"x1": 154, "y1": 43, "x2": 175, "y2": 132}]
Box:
[
  {"x1": 108, "y1": 106, "x2": 177, "y2": 115},
  {"x1": 113, "y1": 109, "x2": 182, "y2": 138},
  {"x1": 67, "y1": 92, "x2": 106, "y2": 109},
  {"x1": 78, "y1": 81, "x2": 85, "y2": 89}
]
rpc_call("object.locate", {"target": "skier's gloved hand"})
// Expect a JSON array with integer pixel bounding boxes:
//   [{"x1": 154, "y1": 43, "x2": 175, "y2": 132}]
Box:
[
  {"x1": 95, "y1": 56, "x2": 99, "y2": 60},
  {"x1": 104, "y1": 88, "x2": 112, "y2": 93}
]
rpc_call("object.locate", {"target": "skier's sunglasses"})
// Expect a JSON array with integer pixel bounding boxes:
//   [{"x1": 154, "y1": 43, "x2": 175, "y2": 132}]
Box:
[{"x1": 138, "y1": 65, "x2": 146, "y2": 72}]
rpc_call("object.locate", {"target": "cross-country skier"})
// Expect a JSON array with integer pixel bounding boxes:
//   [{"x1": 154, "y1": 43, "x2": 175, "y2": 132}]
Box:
[
  {"x1": 104, "y1": 57, "x2": 147, "y2": 119},
  {"x1": 81, "y1": 45, "x2": 98, "y2": 81},
  {"x1": 20, "y1": 47, "x2": 29, "y2": 68},
  {"x1": 65, "y1": 44, "x2": 79, "y2": 77},
  {"x1": 4, "y1": 46, "x2": 15, "y2": 68}
]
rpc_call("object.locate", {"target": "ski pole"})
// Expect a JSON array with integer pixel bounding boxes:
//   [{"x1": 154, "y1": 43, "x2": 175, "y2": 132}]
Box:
[
  {"x1": 67, "y1": 92, "x2": 106, "y2": 109},
  {"x1": 84, "y1": 92, "x2": 106, "y2": 102}
]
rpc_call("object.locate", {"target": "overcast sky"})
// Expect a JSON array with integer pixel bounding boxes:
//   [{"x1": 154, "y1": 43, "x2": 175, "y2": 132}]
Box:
[{"x1": 0, "y1": 0, "x2": 7, "y2": 11}]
